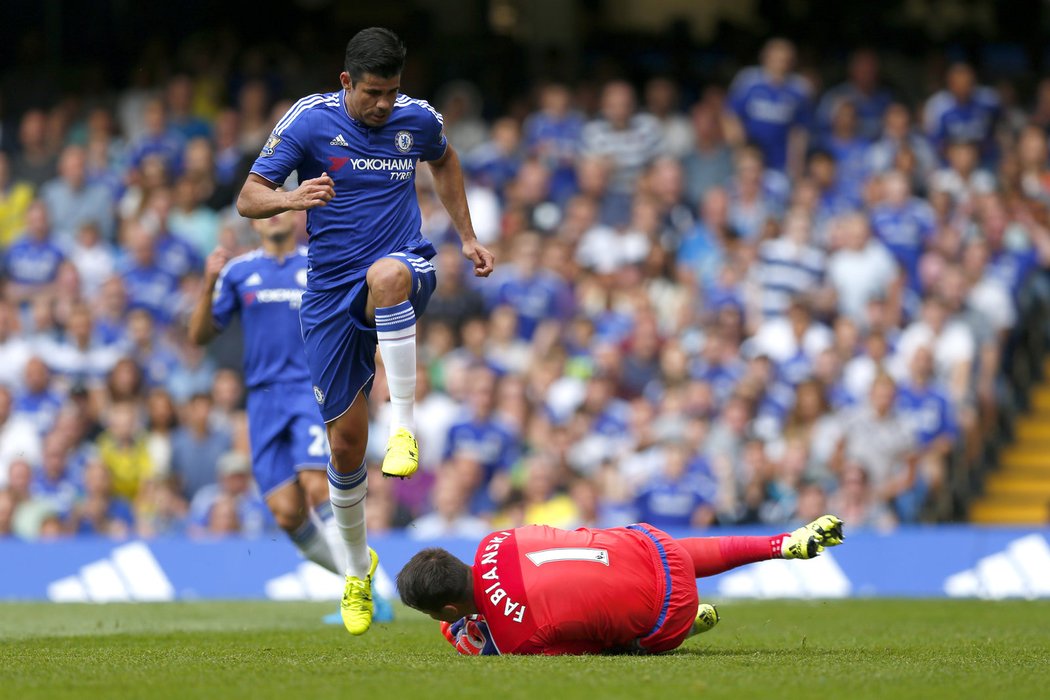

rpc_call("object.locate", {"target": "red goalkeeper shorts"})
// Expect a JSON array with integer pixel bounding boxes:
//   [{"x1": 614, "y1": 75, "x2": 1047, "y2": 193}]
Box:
[{"x1": 627, "y1": 523, "x2": 700, "y2": 654}]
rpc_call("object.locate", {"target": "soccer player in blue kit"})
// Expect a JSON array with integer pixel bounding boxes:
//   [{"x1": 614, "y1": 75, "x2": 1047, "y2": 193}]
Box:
[
  {"x1": 236, "y1": 27, "x2": 495, "y2": 636},
  {"x1": 189, "y1": 208, "x2": 346, "y2": 577}
]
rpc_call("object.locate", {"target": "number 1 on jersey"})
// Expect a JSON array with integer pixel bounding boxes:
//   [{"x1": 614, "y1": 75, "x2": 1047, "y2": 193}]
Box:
[{"x1": 525, "y1": 547, "x2": 610, "y2": 567}]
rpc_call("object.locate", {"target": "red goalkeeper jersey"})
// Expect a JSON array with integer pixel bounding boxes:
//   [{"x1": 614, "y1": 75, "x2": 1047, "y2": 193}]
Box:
[{"x1": 471, "y1": 524, "x2": 691, "y2": 655}]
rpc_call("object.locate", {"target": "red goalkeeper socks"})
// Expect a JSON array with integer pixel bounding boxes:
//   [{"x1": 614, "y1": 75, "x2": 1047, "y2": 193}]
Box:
[{"x1": 678, "y1": 535, "x2": 788, "y2": 578}]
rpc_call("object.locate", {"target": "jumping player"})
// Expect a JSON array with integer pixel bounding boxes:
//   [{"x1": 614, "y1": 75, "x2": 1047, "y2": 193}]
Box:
[
  {"x1": 237, "y1": 27, "x2": 494, "y2": 635},
  {"x1": 188, "y1": 209, "x2": 346, "y2": 577},
  {"x1": 397, "y1": 515, "x2": 845, "y2": 655}
]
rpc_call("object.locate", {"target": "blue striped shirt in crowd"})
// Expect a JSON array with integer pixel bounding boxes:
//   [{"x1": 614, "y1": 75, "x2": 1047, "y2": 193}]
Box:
[{"x1": 755, "y1": 238, "x2": 826, "y2": 318}]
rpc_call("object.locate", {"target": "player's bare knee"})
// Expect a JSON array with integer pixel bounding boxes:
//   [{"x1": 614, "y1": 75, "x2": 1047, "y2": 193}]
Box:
[
  {"x1": 274, "y1": 507, "x2": 307, "y2": 533},
  {"x1": 328, "y1": 430, "x2": 366, "y2": 472},
  {"x1": 366, "y1": 259, "x2": 411, "y2": 304}
]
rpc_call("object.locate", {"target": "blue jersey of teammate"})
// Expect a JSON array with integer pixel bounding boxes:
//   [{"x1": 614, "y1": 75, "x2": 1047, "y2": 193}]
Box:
[
  {"x1": 211, "y1": 246, "x2": 311, "y2": 390},
  {"x1": 728, "y1": 67, "x2": 811, "y2": 171},
  {"x1": 869, "y1": 199, "x2": 936, "y2": 291},
  {"x1": 896, "y1": 381, "x2": 957, "y2": 446},
  {"x1": 248, "y1": 91, "x2": 445, "y2": 291}
]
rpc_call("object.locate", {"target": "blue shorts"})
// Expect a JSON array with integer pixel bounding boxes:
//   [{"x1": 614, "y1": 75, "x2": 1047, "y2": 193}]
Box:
[
  {"x1": 299, "y1": 250, "x2": 437, "y2": 423},
  {"x1": 246, "y1": 381, "x2": 329, "y2": 497}
]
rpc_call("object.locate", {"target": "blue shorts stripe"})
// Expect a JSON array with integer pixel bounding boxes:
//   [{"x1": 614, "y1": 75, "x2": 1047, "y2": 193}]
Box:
[{"x1": 627, "y1": 524, "x2": 673, "y2": 638}]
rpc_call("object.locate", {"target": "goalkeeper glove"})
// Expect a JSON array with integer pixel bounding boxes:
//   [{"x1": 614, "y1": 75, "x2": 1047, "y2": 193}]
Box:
[{"x1": 440, "y1": 615, "x2": 498, "y2": 656}]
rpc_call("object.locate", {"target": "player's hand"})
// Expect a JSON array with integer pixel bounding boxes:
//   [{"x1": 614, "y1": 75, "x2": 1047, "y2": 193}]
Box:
[
  {"x1": 441, "y1": 615, "x2": 497, "y2": 655},
  {"x1": 288, "y1": 173, "x2": 335, "y2": 210},
  {"x1": 462, "y1": 239, "x2": 495, "y2": 278},
  {"x1": 205, "y1": 246, "x2": 232, "y2": 280}
]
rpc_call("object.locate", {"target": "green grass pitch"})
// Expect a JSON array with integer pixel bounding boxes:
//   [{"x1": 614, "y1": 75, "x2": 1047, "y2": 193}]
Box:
[{"x1": 1, "y1": 600, "x2": 1048, "y2": 699}]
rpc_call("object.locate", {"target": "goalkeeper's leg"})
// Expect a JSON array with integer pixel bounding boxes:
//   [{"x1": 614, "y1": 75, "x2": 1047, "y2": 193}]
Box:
[{"x1": 677, "y1": 515, "x2": 845, "y2": 577}]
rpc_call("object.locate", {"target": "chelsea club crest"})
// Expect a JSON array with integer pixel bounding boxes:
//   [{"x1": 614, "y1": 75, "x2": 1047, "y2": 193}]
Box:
[{"x1": 395, "y1": 130, "x2": 413, "y2": 153}]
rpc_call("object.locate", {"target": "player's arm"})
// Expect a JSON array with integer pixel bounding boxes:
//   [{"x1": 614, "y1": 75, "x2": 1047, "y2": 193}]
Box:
[
  {"x1": 187, "y1": 247, "x2": 233, "y2": 345},
  {"x1": 426, "y1": 145, "x2": 495, "y2": 278},
  {"x1": 236, "y1": 173, "x2": 336, "y2": 219}
]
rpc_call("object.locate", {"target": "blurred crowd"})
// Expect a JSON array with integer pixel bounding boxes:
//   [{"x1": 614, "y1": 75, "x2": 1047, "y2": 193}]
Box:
[{"x1": 0, "y1": 35, "x2": 1047, "y2": 543}]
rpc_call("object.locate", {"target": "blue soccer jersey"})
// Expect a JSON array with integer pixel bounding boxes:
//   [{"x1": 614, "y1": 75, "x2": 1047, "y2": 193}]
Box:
[
  {"x1": 923, "y1": 87, "x2": 1000, "y2": 158},
  {"x1": 728, "y1": 67, "x2": 811, "y2": 171},
  {"x1": 5, "y1": 238, "x2": 64, "y2": 285},
  {"x1": 249, "y1": 91, "x2": 446, "y2": 291},
  {"x1": 212, "y1": 246, "x2": 329, "y2": 494},
  {"x1": 869, "y1": 199, "x2": 936, "y2": 291},
  {"x1": 211, "y1": 247, "x2": 311, "y2": 390},
  {"x1": 896, "y1": 382, "x2": 958, "y2": 446}
]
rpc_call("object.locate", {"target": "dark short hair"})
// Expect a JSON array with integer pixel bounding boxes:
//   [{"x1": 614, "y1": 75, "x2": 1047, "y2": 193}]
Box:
[
  {"x1": 397, "y1": 548, "x2": 471, "y2": 612},
  {"x1": 344, "y1": 27, "x2": 406, "y2": 82}
]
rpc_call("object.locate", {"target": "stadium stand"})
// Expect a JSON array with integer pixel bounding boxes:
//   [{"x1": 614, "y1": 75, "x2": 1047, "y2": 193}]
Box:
[{"x1": 1, "y1": 25, "x2": 1049, "y2": 544}]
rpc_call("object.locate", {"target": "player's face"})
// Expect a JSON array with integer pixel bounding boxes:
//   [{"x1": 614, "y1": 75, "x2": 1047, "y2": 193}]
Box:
[{"x1": 342, "y1": 72, "x2": 400, "y2": 127}]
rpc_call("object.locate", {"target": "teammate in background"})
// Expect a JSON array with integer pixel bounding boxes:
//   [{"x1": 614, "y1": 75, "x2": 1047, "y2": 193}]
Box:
[
  {"x1": 188, "y1": 208, "x2": 345, "y2": 578},
  {"x1": 236, "y1": 27, "x2": 494, "y2": 635},
  {"x1": 397, "y1": 515, "x2": 844, "y2": 655}
]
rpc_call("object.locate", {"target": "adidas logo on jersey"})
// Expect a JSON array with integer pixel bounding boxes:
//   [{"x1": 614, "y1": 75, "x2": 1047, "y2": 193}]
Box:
[
  {"x1": 245, "y1": 272, "x2": 263, "y2": 287},
  {"x1": 330, "y1": 134, "x2": 349, "y2": 147}
]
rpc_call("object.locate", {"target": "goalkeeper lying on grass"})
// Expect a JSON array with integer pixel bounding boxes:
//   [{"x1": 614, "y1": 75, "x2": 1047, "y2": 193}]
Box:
[{"x1": 396, "y1": 515, "x2": 845, "y2": 655}]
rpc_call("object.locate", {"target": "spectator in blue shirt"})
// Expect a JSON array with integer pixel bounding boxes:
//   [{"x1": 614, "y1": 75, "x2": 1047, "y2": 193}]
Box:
[
  {"x1": 816, "y1": 48, "x2": 893, "y2": 140},
  {"x1": 5, "y1": 200, "x2": 65, "y2": 306},
  {"x1": 464, "y1": 117, "x2": 524, "y2": 195},
  {"x1": 188, "y1": 451, "x2": 270, "y2": 538},
  {"x1": 923, "y1": 62, "x2": 1001, "y2": 164},
  {"x1": 726, "y1": 38, "x2": 812, "y2": 175},
  {"x1": 870, "y1": 170, "x2": 937, "y2": 293},
  {"x1": 43, "y1": 303, "x2": 122, "y2": 391},
  {"x1": 444, "y1": 365, "x2": 519, "y2": 489},
  {"x1": 39, "y1": 145, "x2": 116, "y2": 243},
  {"x1": 170, "y1": 392, "x2": 231, "y2": 500},
  {"x1": 121, "y1": 309, "x2": 180, "y2": 388},
  {"x1": 633, "y1": 440, "x2": 716, "y2": 529},
  {"x1": 142, "y1": 187, "x2": 204, "y2": 279},
  {"x1": 681, "y1": 101, "x2": 734, "y2": 207},
  {"x1": 490, "y1": 231, "x2": 572, "y2": 341},
  {"x1": 896, "y1": 344, "x2": 958, "y2": 518},
  {"x1": 125, "y1": 98, "x2": 184, "y2": 175},
  {"x1": 165, "y1": 74, "x2": 212, "y2": 142},
  {"x1": 726, "y1": 145, "x2": 790, "y2": 240},
  {"x1": 119, "y1": 223, "x2": 180, "y2": 326},
  {"x1": 13, "y1": 357, "x2": 63, "y2": 436},
  {"x1": 68, "y1": 458, "x2": 135, "y2": 537},
  {"x1": 819, "y1": 100, "x2": 870, "y2": 204},
  {"x1": 524, "y1": 82, "x2": 585, "y2": 204},
  {"x1": 31, "y1": 432, "x2": 79, "y2": 517},
  {"x1": 865, "y1": 103, "x2": 939, "y2": 192}
]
